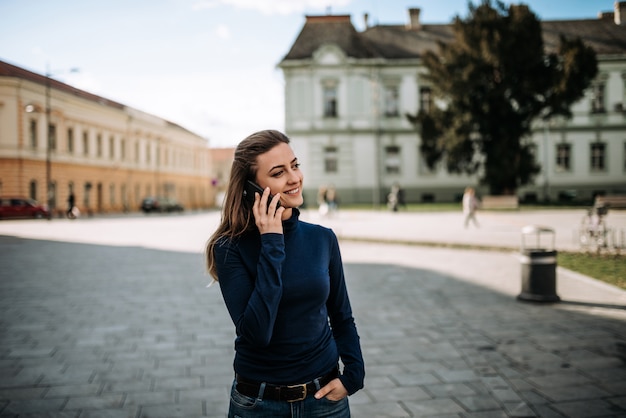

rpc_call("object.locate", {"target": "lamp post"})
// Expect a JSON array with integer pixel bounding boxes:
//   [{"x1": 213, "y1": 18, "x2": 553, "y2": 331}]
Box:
[
  {"x1": 43, "y1": 64, "x2": 79, "y2": 219},
  {"x1": 45, "y1": 68, "x2": 52, "y2": 219}
]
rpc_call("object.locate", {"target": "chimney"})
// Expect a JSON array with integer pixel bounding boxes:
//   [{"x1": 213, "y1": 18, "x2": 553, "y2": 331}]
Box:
[
  {"x1": 615, "y1": 1, "x2": 626, "y2": 25},
  {"x1": 598, "y1": 11, "x2": 615, "y2": 21},
  {"x1": 364, "y1": 12, "x2": 369, "y2": 29},
  {"x1": 408, "y1": 8, "x2": 421, "y2": 30}
]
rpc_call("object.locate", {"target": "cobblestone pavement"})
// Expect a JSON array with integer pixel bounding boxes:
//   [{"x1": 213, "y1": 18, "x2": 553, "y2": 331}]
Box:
[{"x1": 0, "y1": 210, "x2": 625, "y2": 417}]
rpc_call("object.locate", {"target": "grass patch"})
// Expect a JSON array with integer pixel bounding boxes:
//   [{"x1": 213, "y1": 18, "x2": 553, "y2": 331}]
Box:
[{"x1": 557, "y1": 252, "x2": 626, "y2": 290}]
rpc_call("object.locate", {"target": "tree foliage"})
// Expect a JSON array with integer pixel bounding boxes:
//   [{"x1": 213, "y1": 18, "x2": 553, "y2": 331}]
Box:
[{"x1": 407, "y1": 0, "x2": 598, "y2": 195}]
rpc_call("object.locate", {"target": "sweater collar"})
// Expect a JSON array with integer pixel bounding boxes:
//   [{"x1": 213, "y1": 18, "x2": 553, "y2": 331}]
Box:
[{"x1": 283, "y1": 208, "x2": 300, "y2": 233}]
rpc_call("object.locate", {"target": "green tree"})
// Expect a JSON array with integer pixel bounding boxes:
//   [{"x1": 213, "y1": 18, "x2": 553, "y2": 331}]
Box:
[{"x1": 407, "y1": 0, "x2": 597, "y2": 195}]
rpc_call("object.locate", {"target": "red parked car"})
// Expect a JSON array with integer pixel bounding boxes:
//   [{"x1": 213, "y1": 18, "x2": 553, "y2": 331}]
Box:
[{"x1": 0, "y1": 197, "x2": 50, "y2": 219}]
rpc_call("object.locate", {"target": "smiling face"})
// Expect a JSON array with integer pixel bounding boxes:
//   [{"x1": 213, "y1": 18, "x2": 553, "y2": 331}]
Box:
[{"x1": 254, "y1": 142, "x2": 304, "y2": 218}]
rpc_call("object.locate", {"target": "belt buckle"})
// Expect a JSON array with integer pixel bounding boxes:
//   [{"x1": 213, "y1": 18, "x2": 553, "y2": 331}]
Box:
[{"x1": 286, "y1": 383, "x2": 307, "y2": 402}]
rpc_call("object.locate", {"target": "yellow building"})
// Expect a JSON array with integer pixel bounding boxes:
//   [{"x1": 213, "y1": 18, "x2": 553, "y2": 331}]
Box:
[{"x1": 0, "y1": 59, "x2": 216, "y2": 216}]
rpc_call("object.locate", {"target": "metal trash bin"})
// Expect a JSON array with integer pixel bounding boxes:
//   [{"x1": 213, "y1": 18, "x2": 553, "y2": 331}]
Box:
[{"x1": 517, "y1": 225, "x2": 560, "y2": 302}]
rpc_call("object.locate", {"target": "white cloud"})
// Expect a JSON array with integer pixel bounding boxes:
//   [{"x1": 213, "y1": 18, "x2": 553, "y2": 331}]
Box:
[
  {"x1": 215, "y1": 24, "x2": 231, "y2": 39},
  {"x1": 191, "y1": 0, "x2": 220, "y2": 10}
]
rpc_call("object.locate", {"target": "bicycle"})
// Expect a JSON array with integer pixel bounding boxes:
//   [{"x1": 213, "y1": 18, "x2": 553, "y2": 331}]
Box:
[{"x1": 579, "y1": 205, "x2": 608, "y2": 249}]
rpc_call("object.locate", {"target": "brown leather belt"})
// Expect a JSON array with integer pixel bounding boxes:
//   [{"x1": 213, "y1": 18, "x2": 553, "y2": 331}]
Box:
[{"x1": 235, "y1": 368, "x2": 338, "y2": 402}]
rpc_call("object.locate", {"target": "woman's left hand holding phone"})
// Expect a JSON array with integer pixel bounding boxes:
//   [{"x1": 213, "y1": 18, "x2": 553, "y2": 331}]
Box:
[{"x1": 253, "y1": 187, "x2": 284, "y2": 234}]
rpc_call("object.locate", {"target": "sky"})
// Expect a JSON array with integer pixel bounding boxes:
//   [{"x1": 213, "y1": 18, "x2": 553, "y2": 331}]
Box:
[{"x1": 0, "y1": 0, "x2": 615, "y2": 147}]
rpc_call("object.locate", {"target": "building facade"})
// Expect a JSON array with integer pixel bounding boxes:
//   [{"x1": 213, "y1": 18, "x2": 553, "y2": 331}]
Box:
[
  {"x1": 278, "y1": 3, "x2": 626, "y2": 206},
  {"x1": 0, "y1": 60, "x2": 216, "y2": 216}
]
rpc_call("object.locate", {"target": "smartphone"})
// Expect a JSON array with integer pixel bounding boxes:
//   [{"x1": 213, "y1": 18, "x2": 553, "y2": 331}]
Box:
[{"x1": 243, "y1": 180, "x2": 281, "y2": 209}]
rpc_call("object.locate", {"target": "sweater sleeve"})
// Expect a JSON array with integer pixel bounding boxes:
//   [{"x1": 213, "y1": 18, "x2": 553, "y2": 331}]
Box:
[
  {"x1": 325, "y1": 231, "x2": 365, "y2": 395},
  {"x1": 215, "y1": 233, "x2": 285, "y2": 347}
]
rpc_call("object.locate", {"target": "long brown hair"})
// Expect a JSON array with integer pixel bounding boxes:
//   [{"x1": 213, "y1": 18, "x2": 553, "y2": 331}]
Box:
[{"x1": 205, "y1": 130, "x2": 290, "y2": 280}]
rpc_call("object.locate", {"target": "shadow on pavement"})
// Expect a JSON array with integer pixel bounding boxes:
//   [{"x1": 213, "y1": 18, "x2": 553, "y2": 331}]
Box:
[{"x1": 0, "y1": 236, "x2": 625, "y2": 417}]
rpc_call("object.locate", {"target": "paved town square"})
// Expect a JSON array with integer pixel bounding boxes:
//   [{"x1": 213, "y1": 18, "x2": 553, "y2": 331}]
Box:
[{"x1": 1, "y1": 209, "x2": 625, "y2": 417}]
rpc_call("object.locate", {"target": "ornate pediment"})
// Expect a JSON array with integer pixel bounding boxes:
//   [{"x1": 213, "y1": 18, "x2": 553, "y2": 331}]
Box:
[{"x1": 312, "y1": 44, "x2": 346, "y2": 66}]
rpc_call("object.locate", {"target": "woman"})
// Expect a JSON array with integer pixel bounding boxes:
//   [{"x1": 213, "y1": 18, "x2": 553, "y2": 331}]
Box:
[
  {"x1": 206, "y1": 130, "x2": 365, "y2": 417},
  {"x1": 462, "y1": 186, "x2": 480, "y2": 228}
]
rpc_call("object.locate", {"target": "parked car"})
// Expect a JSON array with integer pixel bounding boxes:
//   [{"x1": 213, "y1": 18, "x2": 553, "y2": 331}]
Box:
[
  {"x1": 140, "y1": 197, "x2": 184, "y2": 213},
  {"x1": 0, "y1": 197, "x2": 50, "y2": 219}
]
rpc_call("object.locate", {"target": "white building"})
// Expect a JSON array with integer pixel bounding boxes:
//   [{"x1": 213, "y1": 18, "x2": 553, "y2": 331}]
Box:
[{"x1": 278, "y1": 3, "x2": 626, "y2": 206}]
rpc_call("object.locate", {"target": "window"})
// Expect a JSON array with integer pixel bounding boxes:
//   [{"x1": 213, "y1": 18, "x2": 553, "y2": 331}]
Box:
[
  {"x1": 49, "y1": 181, "x2": 57, "y2": 209},
  {"x1": 48, "y1": 123, "x2": 57, "y2": 151},
  {"x1": 83, "y1": 132, "x2": 89, "y2": 155},
  {"x1": 96, "y1": 134, "x2": 102, "y2": 157},
  {"x1": 590, "y1": 142, "x2": 606, "y2": 171},
  {"x1": 67, "y1": 128, "x2": 74, "y2": 154},
  {"x1": 29, "y1": 120, "x2": 37, "y2": 149},
  {"x1": 121, "y1": 184, "x2": 128, "y2": 210},
  {"x1": 109, "y1": 136, "x2": 115, "y2": 159},
  {"x1": 420, "y1": 86, "x2": 432, "y2": 113},
  {"x1": 135, "y1": 142, "x2": 140, "y2": 163},
  {"x1": 591, "y1": 82, "x2": 605, "y2": 113},
  {"x1": 556, "y1": 143, "x2": 571, "y2": 172},
  {"x1": 323, "y1": 84, "x2": 338, "y2": 117},
  {"x1": 383, "y1": 85, "x2": 399, "y2": 117},
  {"x1": 134, "y1": 184, "x2": 140, "y2": 204},
  {"x1": 29, "y1": 180, "x2": 37, "y2": 200},
  {"x1": 121, "y1": 138, "x2": 126, "y2": 161},
  {"x1": 110, "y1": 184, "x2": 115, "y2": 207},
  {"x1": 83, "y1": 182, "x2": 92, "y2": 207},
  {"x1": 324, "y1": 146, "x2": 338, "y2": 173},
  {"x1": 385, "y1": 146, "x2": 401, "y2": 174}
]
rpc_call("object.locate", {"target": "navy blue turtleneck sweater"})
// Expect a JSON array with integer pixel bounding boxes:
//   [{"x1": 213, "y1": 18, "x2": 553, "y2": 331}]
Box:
[{"x1": 215, "y1": 209, "x2": 365, "y2": 395}]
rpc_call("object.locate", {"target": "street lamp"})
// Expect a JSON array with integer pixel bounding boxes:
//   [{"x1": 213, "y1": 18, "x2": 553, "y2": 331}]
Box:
[{"x1": 43, "y1": 64, "x2": 79, "y2": 219}]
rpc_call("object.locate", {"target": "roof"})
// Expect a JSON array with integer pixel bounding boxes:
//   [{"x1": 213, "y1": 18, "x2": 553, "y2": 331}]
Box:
[
  {"x1": 280, "y1": 12, "x2": 626, "y2": 63},
  {"x1": 0, "y1": 59, "x2": 125, "y2": 110},
  {"x1": 282, "y1": 15, "x2": 379, "y2": 60},
  {"x1": 359, "y1": 24, "x2": 454, "y2": 59},
  {"x1": 0, "y1": 59, "x2": 200, "y2": 137},
  {"x1": 541, "y1": 19, "x2": 626, "y2": 55}
]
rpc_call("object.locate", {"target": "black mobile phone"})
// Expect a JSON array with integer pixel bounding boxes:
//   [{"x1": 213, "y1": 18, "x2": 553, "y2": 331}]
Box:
[{"x1": 243, "y1": 180, "x2": 281, "y2": 209}]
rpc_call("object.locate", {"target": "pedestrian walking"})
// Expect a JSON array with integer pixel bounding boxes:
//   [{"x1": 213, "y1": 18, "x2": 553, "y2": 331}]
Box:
[
  {"x1": 388, "y1": 184, "x2": 400, "y2": 212},
  {"x1": 396, "y1": 183, "x2": 406, "y2": 210},
  {"x1": 66, "y1": 192, "x2": 77, "y2": 219},
  {"x1": 463, "y1": 186, "x2": 480, "y2": 228},
  {"x1": 317, "y1": 185, "x2": 329, "y2": 216},
  {"x1": 205, "y1": 130, "x2": 365, "y2": 417},
  {"x1": 325, "y1": 184, "x2": 339, "y2": 216}
]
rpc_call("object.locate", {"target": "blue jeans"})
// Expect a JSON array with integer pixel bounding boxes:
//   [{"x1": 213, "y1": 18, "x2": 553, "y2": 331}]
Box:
[{"x1": 228, "y1": 379, "x2": 350, "y2": 418}]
